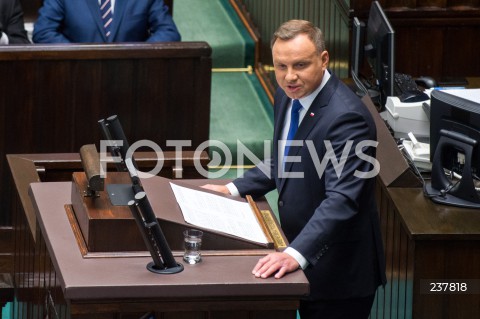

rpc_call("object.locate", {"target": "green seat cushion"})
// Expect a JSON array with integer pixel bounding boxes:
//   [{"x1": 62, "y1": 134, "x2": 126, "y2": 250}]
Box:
[
  {"x1": 209, "y1": 72, "x2": 273, "y2": 165},
  {"x1": 174, "y1": 0, "x2": 254, "y2": 67}
]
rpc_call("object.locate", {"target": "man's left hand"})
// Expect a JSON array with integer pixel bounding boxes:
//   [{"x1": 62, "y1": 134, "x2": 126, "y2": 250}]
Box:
[{"x1": 252, "y1": 252, "x2": 300, "y2": 279}]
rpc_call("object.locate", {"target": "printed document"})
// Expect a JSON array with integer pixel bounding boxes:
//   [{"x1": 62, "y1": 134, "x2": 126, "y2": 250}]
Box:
[{"x1": 169, "y1": 182, "x2": 268, "y2": 244}]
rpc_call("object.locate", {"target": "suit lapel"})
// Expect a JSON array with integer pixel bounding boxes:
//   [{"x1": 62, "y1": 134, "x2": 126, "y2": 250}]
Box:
[
  {"x1": 293, "y1": 73, "x2": 339, "y2": 152},
  {"x1": 274, "y1": 94, "x2": 290, "y2": 193},
  {"x1": 273, "y1": 94, "x2": 290, "y2": 150},
  {"x1": 109, "y1": 0, "x2": 128, "y2": 42},
  {"x1": 86, "y1": 0, "x2": 108, "y2": 42}
]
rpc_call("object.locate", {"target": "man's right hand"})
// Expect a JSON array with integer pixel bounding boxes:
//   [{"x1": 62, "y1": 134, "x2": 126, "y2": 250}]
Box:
[{"x1": 200, "y1": 184, "x2": 231, "y2": 195}]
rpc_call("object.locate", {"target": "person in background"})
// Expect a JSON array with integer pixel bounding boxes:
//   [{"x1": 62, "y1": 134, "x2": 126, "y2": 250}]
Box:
[
  {"x1": 202, "y1": 20, "x2": 386, "y2": 319},
  {"x1": 0, "y1": 0, "x2": 30, "y2": 44},
  {"x1": 33, "y1": 0, "x2": 181, "y2": 43}
]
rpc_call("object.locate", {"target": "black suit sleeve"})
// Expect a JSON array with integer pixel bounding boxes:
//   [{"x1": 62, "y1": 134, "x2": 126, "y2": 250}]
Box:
[{"x1": 0, "y1": 0, "x2": 30, "y2": 44}]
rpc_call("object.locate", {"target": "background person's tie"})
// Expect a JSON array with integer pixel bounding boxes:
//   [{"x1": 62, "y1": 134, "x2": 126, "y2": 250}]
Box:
[
  {"x1": 284, "y1": 99, "x2": 303, "y2": 164},
  {"x1": 100, "y1": 0, "x2": 113, "y2": 38}
]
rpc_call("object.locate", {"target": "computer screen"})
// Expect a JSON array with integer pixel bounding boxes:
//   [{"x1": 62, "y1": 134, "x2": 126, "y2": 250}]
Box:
[
  {"x1": 351, "y1": 17, "x2": 365, "y2": 78},
  {"x1": 425, "y1": 89, "x2": 480, "y2": 208},
  {"x1": 364, "y1": 1, "x2": 394, "y2": 106},
  {"x1": 350, "y1": 17, "x2": 369, "y2": 97}
]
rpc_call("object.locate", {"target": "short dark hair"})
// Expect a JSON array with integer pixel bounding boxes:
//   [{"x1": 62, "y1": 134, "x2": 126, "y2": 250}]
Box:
[{"x1": 271, "y1": 20, "x2": 326, "y2": 53}]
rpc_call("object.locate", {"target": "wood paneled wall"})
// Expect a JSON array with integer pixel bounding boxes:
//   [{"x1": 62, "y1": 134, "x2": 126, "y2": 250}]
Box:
[
  {"x1": 372, "y1": 180, "x2": 414, "y2": 319},
  {"x1": 237, "y1": 0, "x2": 480, "y2": 82},
  {"x1": 236, "y1": 0, "x2": 351, "y2": 79},
  {"x1": 0, "y1": 43, "x2": 212, "y2": 226},
  {"x1": 351, "y1": 0, "x2": 480, "y2": 79}
]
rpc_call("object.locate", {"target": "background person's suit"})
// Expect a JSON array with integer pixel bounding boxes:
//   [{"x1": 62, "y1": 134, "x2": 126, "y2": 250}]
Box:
[
  {"x1": 0, "y1": 0, "x2": 30, "y2": 44},
  {"x1": 234, "y1": 73, "x2": 387, "y2": 301},
  {"x1": 33, "y1": 0, "x2": 180, "y2": 43}
]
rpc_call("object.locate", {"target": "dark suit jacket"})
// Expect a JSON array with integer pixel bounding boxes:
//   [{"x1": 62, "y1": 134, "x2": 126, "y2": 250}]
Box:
[
  {"x1": 32, "y1": 0, "x2": 181, "y2": 43},
  {"x1": 0, "y1": 0, "x2": 30, "y2": 44},
  {"x1": 234, "y1": 73, "x2": 387, "y2": 300}
]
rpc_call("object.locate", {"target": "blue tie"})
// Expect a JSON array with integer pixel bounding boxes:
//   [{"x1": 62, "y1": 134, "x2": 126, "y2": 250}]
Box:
[
  {"x1": 100, "y1": 0, "x2": 113, "y2": 38},
  {"x1": 284, "y1": 99, "x2": 303, "y2": 160}
]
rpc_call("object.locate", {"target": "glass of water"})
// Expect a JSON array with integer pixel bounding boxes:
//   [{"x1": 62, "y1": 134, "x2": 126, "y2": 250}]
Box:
[{"x1": 183, "y1": 229, "x2": 203, "y2": 264}]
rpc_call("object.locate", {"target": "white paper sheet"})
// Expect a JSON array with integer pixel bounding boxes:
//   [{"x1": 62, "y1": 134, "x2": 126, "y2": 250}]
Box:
[{"x1": 169, "y1": 183, "x2": 268, "y2": 244}]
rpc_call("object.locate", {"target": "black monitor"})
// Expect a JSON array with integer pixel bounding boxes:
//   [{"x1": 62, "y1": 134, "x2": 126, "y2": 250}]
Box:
[
  {"x1": 364, "y1": 1, "x2": 395, "y2": 106},
  {"x1": 351, "y1": 17, "x2": 365, "y2": 77},
  {"x1": 425, "y1": 89, "x2": 480, "y2": 208},
  {"x1": 351, "y1": 17, "x2": 369, "y2": 97}
]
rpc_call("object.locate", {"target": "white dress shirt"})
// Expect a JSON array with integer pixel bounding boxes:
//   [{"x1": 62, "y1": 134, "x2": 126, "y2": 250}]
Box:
[{"x1": 0, "y1": 33, "x2": 9, "y2": 45}]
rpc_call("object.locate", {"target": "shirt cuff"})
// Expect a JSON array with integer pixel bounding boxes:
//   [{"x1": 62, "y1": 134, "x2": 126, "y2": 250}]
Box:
[
  {"x1": 226, "y1": 182, "x2": 240, "y2": 197},
  {"x1": 0, "y1": 32, "x2": 9, "y2": 45},
  {"x1": 284, "y1": 247, "x2": 309, "y2": 270}
]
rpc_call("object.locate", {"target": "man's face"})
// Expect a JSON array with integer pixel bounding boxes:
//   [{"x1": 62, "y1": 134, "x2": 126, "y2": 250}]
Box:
[{"x1": 272, "y1": 34, "x2": 329, "y2": 100}]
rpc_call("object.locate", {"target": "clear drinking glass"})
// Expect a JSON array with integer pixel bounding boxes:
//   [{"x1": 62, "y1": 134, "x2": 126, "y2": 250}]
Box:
[{"x1": 183, "y1": 229, "x2": 203, "y2": 264}]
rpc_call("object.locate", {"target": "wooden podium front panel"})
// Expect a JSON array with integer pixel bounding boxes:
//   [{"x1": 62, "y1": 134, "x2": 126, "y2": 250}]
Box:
[
  {"x1": 29, "y1": 181, "x2": 309, "y2": 318},
  {"x1": 71, "y1": 172, "x2": 144, "y2": 252}
]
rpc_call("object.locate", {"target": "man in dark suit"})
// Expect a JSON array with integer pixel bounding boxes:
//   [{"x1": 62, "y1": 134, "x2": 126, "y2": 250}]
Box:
[
  {"x1": 33, "y1": 0, "x2": 180, "y2": 43},
  {"x1": 203, "y1": 20, "x2": 386, "y2": 319},
  {"x1": 0, "y1": 0, "x2": 30, "y2": 44}
]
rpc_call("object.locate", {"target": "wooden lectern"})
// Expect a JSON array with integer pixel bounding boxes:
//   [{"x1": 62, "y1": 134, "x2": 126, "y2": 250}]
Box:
[
  {"x1": 69, "y1": 171, "x2": 288, "y2": 254},
  {"x1": 9, "y1": 152, "x2": 309, "y2": 319}
]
